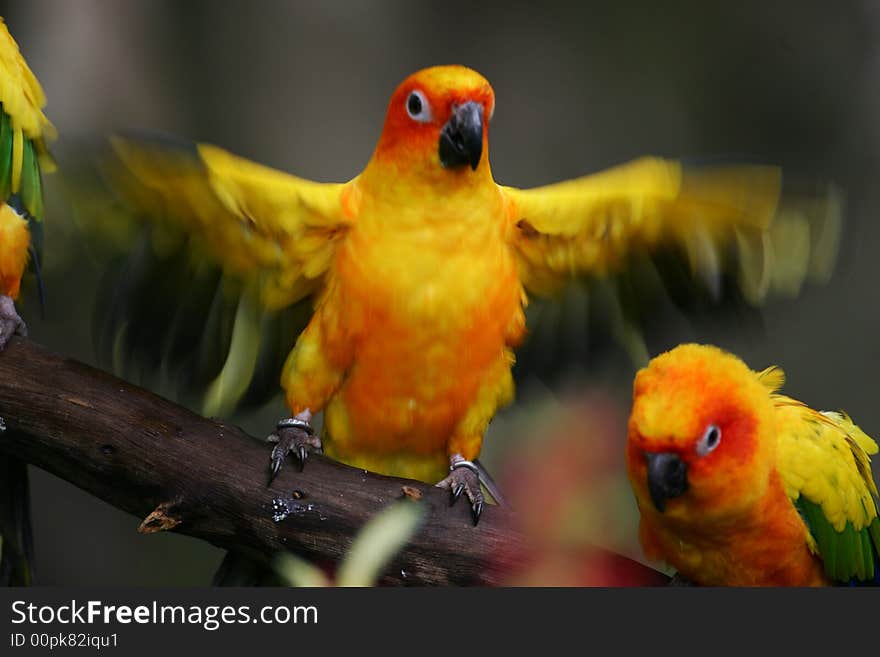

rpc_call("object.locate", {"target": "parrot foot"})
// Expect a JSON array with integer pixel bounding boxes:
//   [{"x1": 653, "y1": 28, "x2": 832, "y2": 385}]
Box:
[
  {"x1": 436, "y1": 456, "x2": 484, "y2": 526},
  {"x1": 0, "y1": 296, "x2": 26, "y2": 351},
  {"x1": 266, "y1": 410, "x2": 321, "y2": 484}
]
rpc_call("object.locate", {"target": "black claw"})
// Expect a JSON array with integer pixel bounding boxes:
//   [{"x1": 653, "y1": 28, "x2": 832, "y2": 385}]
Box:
[
  {"x1": 451, "y1": 483, "x2": 465, "y2": 506},
  {"x1": 471, "y1": 501, "x2": 483, "y2": 526},
  {"x1": 297, "y1": 444, "x2": 308, "y2": 470},
  {"x1": 268, "y1": 452, "x2": 284, "y2": 485}
]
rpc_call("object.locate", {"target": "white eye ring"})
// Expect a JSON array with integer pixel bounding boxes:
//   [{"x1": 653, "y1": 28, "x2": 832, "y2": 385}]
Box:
[
  {"x1": 696, "y1": 424, "x2": 721, "y2": 457},
  {"x1": 405, "y1": 90, "x2": 432, "y2": 123}
]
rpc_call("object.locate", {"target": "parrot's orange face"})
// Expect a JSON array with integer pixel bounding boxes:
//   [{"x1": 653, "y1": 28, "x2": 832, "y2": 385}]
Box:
[
  {"x1": 372, "y1": 65, "x2": 495, "y2": 179},
  {"x1": 626, "y1": 344, "x2": 776, "y2": 523}
]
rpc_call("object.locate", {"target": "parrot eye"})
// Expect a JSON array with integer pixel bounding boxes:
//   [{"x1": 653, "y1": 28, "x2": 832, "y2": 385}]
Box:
[
  {"x1": 406, "y1": 90, "x2": 432, "y2": 123},
  {"x1": 696, "y1": 424, "x2": 722, "y2": 457}
]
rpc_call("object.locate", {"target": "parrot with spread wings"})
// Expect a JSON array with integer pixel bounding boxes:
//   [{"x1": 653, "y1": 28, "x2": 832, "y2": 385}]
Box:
[
  {"x1": 627, "y1": 343, "x2": 879, "y2": 585},
  {"x1": 92, "y1": 65, "x2": 839, "y2": 524},
  {"x1": 0, "y1": 16, "x2": 55, "y2": 584}
]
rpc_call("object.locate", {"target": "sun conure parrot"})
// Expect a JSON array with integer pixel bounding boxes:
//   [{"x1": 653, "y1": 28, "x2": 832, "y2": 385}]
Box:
[
  {"x1": 0, "y1": 16, "x2": 55, "y2": 584},
  {"x1": 627, "y1": 343, "x2": 880, "y2": 585},
  {"x1": 95, "y1": 65, "x2": 839, "y2": 524},
  {"x1": 0, "y1": 17, "x2": 53, "y2": 349}
]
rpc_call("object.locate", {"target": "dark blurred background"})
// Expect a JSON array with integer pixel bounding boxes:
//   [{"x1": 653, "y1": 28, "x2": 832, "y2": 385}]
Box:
[{"x1": 1, "y1": 0, "x2": 879, "y2": 584}]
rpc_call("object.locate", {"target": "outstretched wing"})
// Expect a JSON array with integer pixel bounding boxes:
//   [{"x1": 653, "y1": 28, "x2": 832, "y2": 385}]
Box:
[
  {"x1": 89, "y1": 135, "x2": 354, "y2": 414},
  {"x1": 107, "y1": 136, "x2": 352, "y2": 309},
  {"x1": 504, "y1": 157, "x2": 837, "y2": 299},
  {"x1": 502, "y1": 158, "x2": 841, "y2": 378},
  {"x1": 774, "y1": 398, "x2": 880, "y2": 583}
]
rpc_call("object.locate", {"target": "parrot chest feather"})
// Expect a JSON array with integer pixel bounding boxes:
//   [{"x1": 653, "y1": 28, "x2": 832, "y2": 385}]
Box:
[
  {"x1": 320, "y1": 209, "x2": 522, "y2": 475},
  {"x1": 0, "y1": 204, "x2": 30, "y2": 299},
  {"x1": 642, "y1": 475, "x2": 827, "y2": 585}
]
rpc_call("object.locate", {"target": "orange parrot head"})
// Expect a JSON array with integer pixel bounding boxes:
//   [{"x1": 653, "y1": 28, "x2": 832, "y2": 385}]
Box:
[
  {"x1": 371, "y1": 65, "x2": 495, "y2": 181},
  {"x1": 626, "y1": 344, "x2": 778, "y2": 523}
]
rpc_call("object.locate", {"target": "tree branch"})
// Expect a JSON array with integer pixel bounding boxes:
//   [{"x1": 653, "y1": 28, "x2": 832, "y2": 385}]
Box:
[{"x1": 0, "y1": 338, "x2": 665, "y2": 586}]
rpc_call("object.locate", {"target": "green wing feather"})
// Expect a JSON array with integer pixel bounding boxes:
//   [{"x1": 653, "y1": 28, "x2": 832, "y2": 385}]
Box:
[
  {"x1": 795, "y1": 498, "x2": 880, "y2": 582},
  {"x1": 0, "y1": 102, "x2": 48, "y2": 220},
  {"x1": 0, "y1": 17, "x2": 55, "y2": 220},
  {"x1": 20, "y1": 135, "x2": 42, "y2": 219},
  {"x1": 0, "y1": 109, "x2": 12, "y2": 200}
]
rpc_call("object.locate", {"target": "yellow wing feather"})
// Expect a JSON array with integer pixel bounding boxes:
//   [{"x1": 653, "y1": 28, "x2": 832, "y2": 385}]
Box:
[
  {"x1": 503, "y1": 157, "x2": 840, "y2": 302},
  {"x1": 107, "y1": 136, "x2": 352, "y2": 310},
  {"x1": 774, "y1": 397, "x2": 878, "y2": 533},
  {"x1": 102, "y1": 136, "x2": 354, "y2": 416},
  {"x1": 0, "y1": 17, "x2": 55, "y2": 174}
]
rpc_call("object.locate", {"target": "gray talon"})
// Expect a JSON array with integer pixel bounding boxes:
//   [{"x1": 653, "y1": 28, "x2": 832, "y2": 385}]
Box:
[
  {"x1": 436, "y1": 459, "x2": 485, "y2": 526},
  {"x1": 267, "y1": 411, "x2": 320, "y2": 485},
  {"x1": 0, "y1": 295, "x2": 26, "y2": 351}
]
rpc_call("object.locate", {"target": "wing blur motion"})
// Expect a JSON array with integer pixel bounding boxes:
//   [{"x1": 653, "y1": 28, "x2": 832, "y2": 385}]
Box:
[
  {"x1": 505, "y1": 157, "x2": 839, "y2": 299},
  {"x1": 87, "y1": 135, "x2": 352, "y2": 414},
  {"x1": 107, "y1": 136, "x2": 352, "y2": 309},
  {"x1": 504, "y1": 158, "x2": 842, "y2": 378}
]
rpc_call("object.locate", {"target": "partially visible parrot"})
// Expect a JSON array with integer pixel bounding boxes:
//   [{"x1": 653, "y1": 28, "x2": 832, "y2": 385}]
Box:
[
  {"x1": 627, "y1": 343, "x2": 880, "y2": 585},
  {"x1": 0, "y1": 17, "x2": 53, "y2": 348},
  {"x1": 90, "y1": 65, "x2": 840, "y2": 524},
  {"x1": 0, "y1": 16, "x2": 55, "y2": 585}
]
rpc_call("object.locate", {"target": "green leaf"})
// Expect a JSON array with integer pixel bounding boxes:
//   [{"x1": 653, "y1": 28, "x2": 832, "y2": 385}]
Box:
[
  {"x1": 335, "y1": 500, "x2": 425, "y2": 587},
  {"x1": 275, "y1": 553, "x2": 331, "y2": 588}
]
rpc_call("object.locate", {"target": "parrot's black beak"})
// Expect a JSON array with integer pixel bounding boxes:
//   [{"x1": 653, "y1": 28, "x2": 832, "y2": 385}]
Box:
[
  {"x1": 645, "y1": 452, "x2": 688, "y2": 512},
  {"x1": 439, "y1": 101, "x2": 484, "y2": 171}
]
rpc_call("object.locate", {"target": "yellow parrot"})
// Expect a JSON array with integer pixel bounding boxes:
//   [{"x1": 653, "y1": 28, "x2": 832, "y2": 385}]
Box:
[
  {"x1": 627, "y1": 344, "x2": 879, "y2": 585},
  {"x1": 0, "y1": 17, "x2": 54, "y2": 349},
  {"x1": 0, "y1": 16, "x2": 55, "y2": 585},
  {"x1": 97, "y1": 65, "x2": 838, "y2": 523}
]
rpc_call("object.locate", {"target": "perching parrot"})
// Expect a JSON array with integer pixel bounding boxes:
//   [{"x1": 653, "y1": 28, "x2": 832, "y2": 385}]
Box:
[
  {"x1": 626, "y1": 343, "x2": 880, "y2": 585},
  {"x1": 0, "y1": 16, "x2": 55, "y2": 584},
  {"x1": 0, "y1": 17, "x2": 52, "y2": 348},
  {"x1": 90, "y1": 65, "x2": 840, "y2": 524}
]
